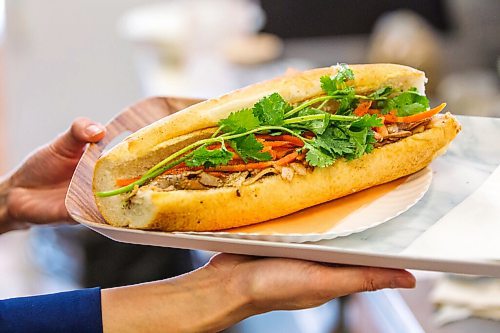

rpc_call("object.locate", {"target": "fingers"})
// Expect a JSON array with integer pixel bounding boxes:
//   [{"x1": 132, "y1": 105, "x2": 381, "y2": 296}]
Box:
[
  {"x1": 320, "y1": 266, "x2": 416, "y2": 296},
  {"x1": 50, "y1": 117, "x2": 105, "y2": 159}
]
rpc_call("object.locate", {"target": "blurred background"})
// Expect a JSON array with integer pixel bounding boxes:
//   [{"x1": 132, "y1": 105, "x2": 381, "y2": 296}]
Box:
[{"x1": 1, "y1": 1, "x2": 499, "y2": 332}]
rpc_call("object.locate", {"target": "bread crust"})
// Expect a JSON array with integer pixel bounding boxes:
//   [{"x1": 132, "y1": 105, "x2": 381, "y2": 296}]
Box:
[{"x1": 93, "y1": 64, "x2": 459, "y2": 231}]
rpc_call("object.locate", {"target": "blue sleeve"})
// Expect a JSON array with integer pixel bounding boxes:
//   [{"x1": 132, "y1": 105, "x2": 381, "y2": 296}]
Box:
[{"x1": 0, "y1": 287, "x2": 103, "y2": 333}]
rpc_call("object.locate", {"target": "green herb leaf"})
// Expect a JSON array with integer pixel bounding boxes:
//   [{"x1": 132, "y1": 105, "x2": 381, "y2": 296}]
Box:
[
  {"x1": 218, "y1": 108, "x2": 260, "y2": 133},
  {"x1": 380, "y1": 88, "x2": 429, "y2": 116},
  {"x1": 230, "y1": 134, "x2": 272, "y2": 163},
  {"x1": 320, "y1": 64, "x2": 357, "y2": 115},
  {"x1": 351, "y1": 114, "x2": 383, "y2": 128},
  {"x1": 310, "y1": 114, "x2": 378, "y2": 161},
  {"x1": 252, "y1": 93, "x2": 290, "y2": 126},
  {"x1": 367, "y1": 86, "x2": 394, "y2": 100},
  {"x1": 186, "y1": 146, "x2": 233, "y2": 168},
  {"x1": 304, "y1": 142, "x2": 335, "y2": 167},
  {"x1": 347, "y1": 127, "x2": 371, "y2": 159},
  {"x1": 320, "y1": 64, "x2": 354, "y2": 93},
  {"x1": 364, "y1": 132, "x2": 376, "y2": 154},
  {"x1": 320, "y1": 76, "x2": 337, "y2": 96},
  {"x1": 337, "y1": 92, "x2": 357, "y2": 115},
  {"x1": 297, "y1": 108, "x2": 330, "y2": 135},
  {"x1": 392, "y1": 88, "x2": 429, "y2": 116},
  {"x1": 315, "y1": 127, "x2": 355, "y2": 155}
]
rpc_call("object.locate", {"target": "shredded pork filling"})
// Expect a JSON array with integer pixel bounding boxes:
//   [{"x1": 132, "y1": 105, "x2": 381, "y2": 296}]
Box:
[
  {"x1": 146, "y1": 162, "x2": 310, "y2": 192},
  {"x1": 374, "y1": 118, "x2": 431, "y2": 148}
]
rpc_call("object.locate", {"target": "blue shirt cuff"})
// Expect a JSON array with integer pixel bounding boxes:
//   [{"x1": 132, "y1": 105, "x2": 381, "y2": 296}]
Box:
[{"x1": 0, "y1": 287, "x2": 103, "y2": 333}]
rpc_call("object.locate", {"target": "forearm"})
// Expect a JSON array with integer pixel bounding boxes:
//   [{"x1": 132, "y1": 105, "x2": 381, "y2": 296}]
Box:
[{"x1": 101, "y1": 266, "x2": 254, "y2": 333}]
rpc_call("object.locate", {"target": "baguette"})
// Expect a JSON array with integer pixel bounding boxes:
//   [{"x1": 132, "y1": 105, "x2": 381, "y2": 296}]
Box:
[{"x1": 93, "y1": 64, "x2": 460, "y2": 231}]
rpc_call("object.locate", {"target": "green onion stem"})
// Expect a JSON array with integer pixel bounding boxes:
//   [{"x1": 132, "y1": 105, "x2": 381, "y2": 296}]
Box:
[
  {"x1": 145, "y1": 137, "x2": 216, "y2": 176},
  {"x1": 210, "y1": 126, "x2": 223, "y2": 138},
  {"x1": 318, "y1": 99, "x2": 330, "y2": 109},
  {"x1": 95, "y1": 155, "x2": 191, "y2": 197},
  {"x1": 356, "y1": 94, "x2": 387, "y2": 101},
  {"x1": 284, "y1": 114, "x2": 357, "y2": 124},
  {"x1": 285, "y1": 93, "x2": 387, "y2": 119},
  {"x1": 284, "y1": 96, "x2": 336, "y2": 118}
]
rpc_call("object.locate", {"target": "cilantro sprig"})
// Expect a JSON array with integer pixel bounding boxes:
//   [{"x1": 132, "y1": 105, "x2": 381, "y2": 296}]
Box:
[
  {"x1": 376, "y1": 88, "x2": 430, "y2": 116},
  {"x1": 96, "y1": 64, "x2": 430, "y2": 197}
]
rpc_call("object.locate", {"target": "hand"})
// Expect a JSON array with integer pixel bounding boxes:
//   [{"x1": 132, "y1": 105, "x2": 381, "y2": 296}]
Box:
[
  {"x1": 101, "y1": 253, "x2": 415, "y2": 333},
  {"x1": 206, "y1": 253, "x2": 415, "y2": 312},
  {"x1": 0, "y1": 118, "x2": 105, "y2": 232}
]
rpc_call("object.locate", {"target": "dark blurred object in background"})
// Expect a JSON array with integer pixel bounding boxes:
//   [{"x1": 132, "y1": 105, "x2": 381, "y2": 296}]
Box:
[
  {"x1": 30, "y1": 226, "x2": 194, "y2": 289},
  {"x1": 78, "y1": 231, "x2": 194, "y2": 288},
  {"x1": 260, "y1": 0, "x2": 450, "y2": 38},
  {"x1": 367, "y1": 10, "x2": 442, "y2": 94}
]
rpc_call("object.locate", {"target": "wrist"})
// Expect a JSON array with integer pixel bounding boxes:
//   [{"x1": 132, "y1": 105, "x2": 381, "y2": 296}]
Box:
[{"x1": 189, "y1": 263, "x2": 255, "y2": 331}]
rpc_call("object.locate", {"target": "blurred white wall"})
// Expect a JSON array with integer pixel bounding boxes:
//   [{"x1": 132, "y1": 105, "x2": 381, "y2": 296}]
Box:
[{"x1": 3, "y1": 0, "x2": 153, "y2": 168}]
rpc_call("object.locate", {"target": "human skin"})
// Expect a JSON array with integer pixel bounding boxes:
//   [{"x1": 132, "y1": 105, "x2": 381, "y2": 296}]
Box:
[
  {"x1": 0, "y1": 118, "x2": 416, "y2": 332},
  {"x1": 0, "y1": 117, "x2": 106, "y2": 232},
  {"x1": 101, "y1": 253, "x2": 414, "y2": 333}
]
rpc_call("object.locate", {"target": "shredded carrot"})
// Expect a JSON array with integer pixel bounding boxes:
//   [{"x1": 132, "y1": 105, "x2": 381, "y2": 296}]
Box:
[
  {"x1": 397, "y1": 103, "x2": 446, "y2": 123},
  {"x1": 256, "y1": 134, "x2": 304, "y2": 146},
  {"x1": 278, "y1": 135, "x2": 304, "y2": 146},
  {"x1": 382, "y1": 111, "x2": 398, "y2": 123},
  {"x1": 374, "y1": 124, "x2": 389, "y2": 137},
  {"x1": 274, "y1": 151, "x2": 299, "y2": 166},
  {"x1": 367, "y1": 109, "x2": 381, "y2": 115},
  {"x1": 208, "y1": 151, "x2": 299, "y2": 172},
  {"x1": 206, "y1": 143, "x2": 221, "y2": 150},
  {"x1": 261, "y1": 145, "x2": 278, "y2": 159},
  {"x1": 115, "y1": 176, "x2": 140, "y2": 187},
  {"x1": 274, "y1": 148, "x2": 293, "y2": 159},
  {"x1": 163, "y1": 167, "x2": 190, "y2": 175},
  {"x1": 262, "y1": 141, "x2": 294, "y2": 148},
  {"x1": 208, "y1": 163, "x2": 271, "y2": 172},
  {"x1": 384, "y1": 103, "x2": 447, "y2": 123},
  {"x1": 231, "y1": 152, "x2": 243, "y2": 161},
  {"x1": 353, "y1": 101, "x2": 372, "y2": 117}
]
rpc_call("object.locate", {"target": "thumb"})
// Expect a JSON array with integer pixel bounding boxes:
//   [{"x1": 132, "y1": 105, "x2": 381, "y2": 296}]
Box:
[{"x1": 50, "y1": 117, "x2": 105, "y2": 159}]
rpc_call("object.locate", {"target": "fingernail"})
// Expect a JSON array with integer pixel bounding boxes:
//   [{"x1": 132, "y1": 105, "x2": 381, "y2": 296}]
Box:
[
  {"x1": 391, "y1": 275, "x2": 416, "y2": 289},
  {"x1": 85, "y1": 124, "x2": 103, "y2": 137}
]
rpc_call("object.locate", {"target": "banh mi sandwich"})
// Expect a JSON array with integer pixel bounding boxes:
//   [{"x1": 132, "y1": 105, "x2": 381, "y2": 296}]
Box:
[{"x1": 93, "y1": 64, "x2": 461, "y2": 232}]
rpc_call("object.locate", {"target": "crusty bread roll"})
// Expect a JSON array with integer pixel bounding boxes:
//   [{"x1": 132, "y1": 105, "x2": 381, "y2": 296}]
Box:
[{"x1": 93, "y1": 64, "x2": 460, "y2": 231}]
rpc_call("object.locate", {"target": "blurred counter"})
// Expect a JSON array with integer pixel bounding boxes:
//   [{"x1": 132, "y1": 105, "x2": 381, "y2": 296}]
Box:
[{"x1": 347, "y1": 274, "x2": 500, "y2": 333}]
